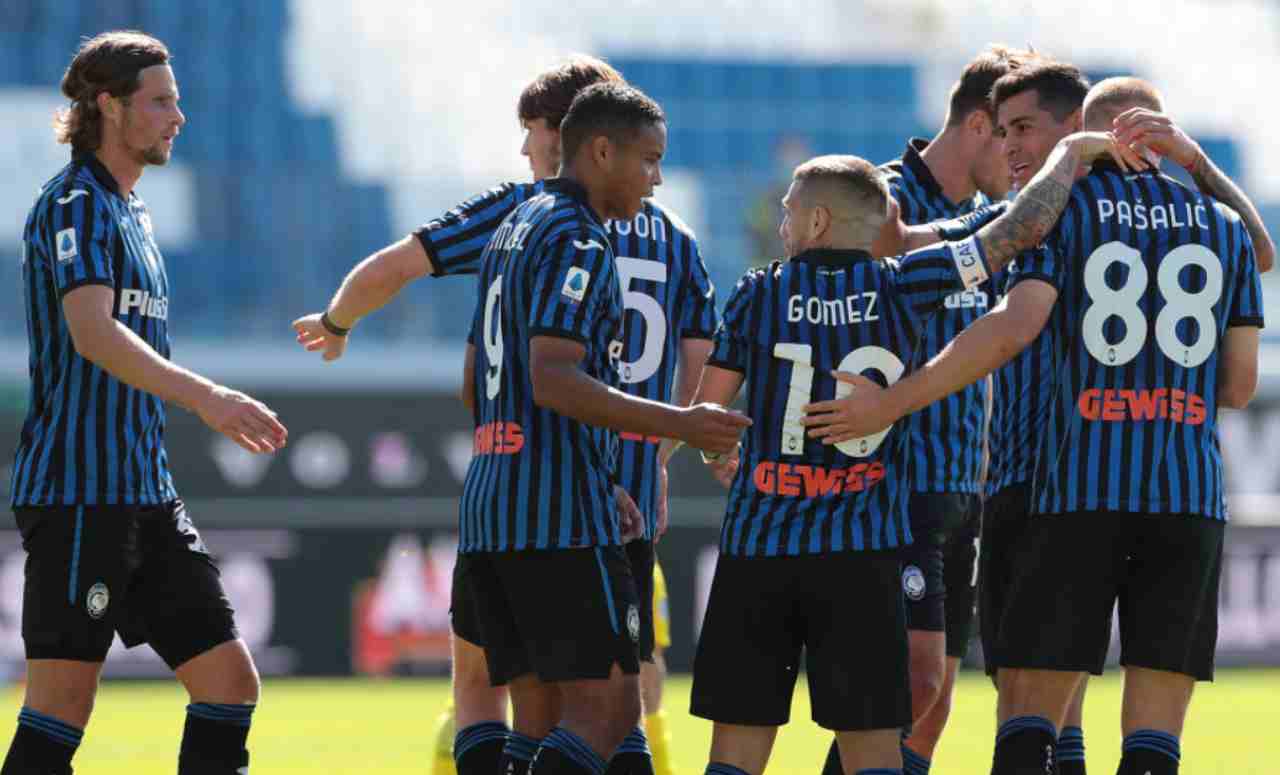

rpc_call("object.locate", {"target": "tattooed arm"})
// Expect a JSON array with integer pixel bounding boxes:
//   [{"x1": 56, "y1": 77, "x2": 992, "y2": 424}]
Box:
[
  {"x1": 800, "y1": 133, "x2": 1141, "y2": 443},
  {"x1": 1113, "y1": 108, "x2": 1274, "y2": 273}
]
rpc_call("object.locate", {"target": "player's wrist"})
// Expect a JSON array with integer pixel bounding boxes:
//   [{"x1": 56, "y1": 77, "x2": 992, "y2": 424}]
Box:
[
  {"x1": 321, "y1": 309, "x2": 352, "y2": 337},
  {"x1": 1180, "y1": 145, "x2": 1204, "y2": 174}
]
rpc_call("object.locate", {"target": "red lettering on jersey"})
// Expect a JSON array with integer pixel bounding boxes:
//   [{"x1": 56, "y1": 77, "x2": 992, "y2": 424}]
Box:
[
  {"x1": 1076, "y1": 387, "x2": 1206, "y2": 426},
  {"x1": 473, "y1": 422, "x2": 525, "y2": 455},
  {"x1": 776, "y1": 464, "x2": 802, "y2": 496},
  {"x1": 797, "y1": 465, "x2": 844, "y2": 497},
  {"x1": 619, "y1": 432, "x2": 663, "y2": 444},
  {"x1": 753, "y1": 462, "x2": 776, "y2": 494}
]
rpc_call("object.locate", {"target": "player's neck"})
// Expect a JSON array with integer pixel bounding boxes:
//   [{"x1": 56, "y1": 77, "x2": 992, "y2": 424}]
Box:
[
  {"x1": 559, "y1": 166, "x2": 610, "y2": 223},
  {"x1": 92, "y1": 142, "x2": 144, "y2": 198},
  {"x1": 919, "y1": 129, "x2": 978, "y2": 206}
]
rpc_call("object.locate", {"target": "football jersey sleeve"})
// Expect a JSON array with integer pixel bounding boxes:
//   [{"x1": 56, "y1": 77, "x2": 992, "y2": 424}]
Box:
[
  {"x1": 889, "y1": 236, "x2": 991, "y2": 331},
  {"x1": 414, "y1": 182, "x2": 540, "y2": 277},
  {"x1": 42, "y1": 188, "x2": 116, "y2": 297},
  {"x1": 527, "y1": 232, "x2": 618, "y2": 343},
  {"x1": 1227, "y1": 221, "x2": 1265, "y2": 328},
  {"x1": 707, "y1": 269, "x2": 761, "y2": 373},
  {"x1": 679, "y1": 240, "x2": 719, "y2": 339}
]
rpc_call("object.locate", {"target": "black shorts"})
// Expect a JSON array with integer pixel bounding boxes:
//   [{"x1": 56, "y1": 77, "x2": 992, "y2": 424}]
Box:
[
  {"x1": 690, "y1": 552, "x2": 910, "y2": 732},
  {"x1": 978, "y1": 483, "x2": 1032, "y2": 676},
  {"x1": 13, "y1": 501, "x2": 238, "y2": 669},
  {"x1": 450, "y1": 552, "x2": 487, "y2": 648},
  {"x1": 626, "y1": 538, "x2": 656, "y2": 662},
  {"x1": 998, "y1": 511, "x2": 1223, "y2": 681},
  {"x1": 460, "y1": 546, "x2": 641, "y2": 686},
  {"x1": 899, "y1": 492, "x2": 980, "y2": 657}
]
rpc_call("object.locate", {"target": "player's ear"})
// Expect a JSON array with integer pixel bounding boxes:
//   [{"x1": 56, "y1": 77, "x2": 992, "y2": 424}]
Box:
[
  {"x1": 965, "y1": 109, "x2": 990, "y2": 138},
  {"x1": 811, "y1": 204, "x2": 830, "y2": 240},
  {"x1": 97, "y1": 91, "x2": 122, "y2": 125},
  {"x1": 590, "y1": 134, "x2": 612, "y2": 170},
  {"x1": 1064, "y1": 108, "x2": 1083, "y2": 132}
]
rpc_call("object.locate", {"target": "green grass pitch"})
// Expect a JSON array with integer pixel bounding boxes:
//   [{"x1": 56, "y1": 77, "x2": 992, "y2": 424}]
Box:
[{"x1": 6, "y1": 670, "x2": 1277, "y2": 773}]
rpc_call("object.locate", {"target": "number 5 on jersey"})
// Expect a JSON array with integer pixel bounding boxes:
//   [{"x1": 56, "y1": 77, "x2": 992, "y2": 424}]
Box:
[{"x1": 774, "y1": 343, "x2": 905, "y2": 457}]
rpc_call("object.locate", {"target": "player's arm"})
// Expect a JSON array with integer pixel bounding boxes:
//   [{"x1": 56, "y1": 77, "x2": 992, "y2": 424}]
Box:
[
  {"x1": 63, "y1": 286, "x2": 286, "y2": 453},
  {"x1": 1113, "y1": 108, "x2": 1274, "y2": 273},
  {"x1": 1218, "y1": 326, "x2": 1260, "y2": 409},
  {"x1": 691, "y1": 365, "x2": 746, "y2": 486},
  {"x1": 656, "y1": 338, "x2": 714, "y2": 465},
  {"x1": 802, "y1": 279, "x2": 1058, "y2": 444},
  {"x1": 461, "y1": 343, "x2": 476, "y2": 414},
  {"x1": 528, "y1": 337, "x2": 747, "y2": 454},
  {"x1": 899, "y1": 202, "x2": 1011, "y2": 252}
]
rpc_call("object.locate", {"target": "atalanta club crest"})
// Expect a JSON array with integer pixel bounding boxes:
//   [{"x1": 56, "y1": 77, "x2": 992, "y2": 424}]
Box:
[
  {"x1": 626, "y1": 604, "x2": 640, "y2": 643},
  {"x1": 902, "y1": 565, "x2": 926, "y2": 602},
  {"x1": 86, "y1": 582, "x2": 110, "y2": 620}
]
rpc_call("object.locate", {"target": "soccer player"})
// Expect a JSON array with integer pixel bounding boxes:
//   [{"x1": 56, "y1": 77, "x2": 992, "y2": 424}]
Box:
[
  {"x1": 456, "y1": 82, "x2": 746, "y2": 775},
  {"x1": 802, "y1": 79, "x2": 1264, "y2": 775},
  {"x1": 692, "y1": 136, "x2": 1135, "y2": 775},
  {"x1": 817, "y1": 45, "x2": 1030, "y2": 775},
  {"x1": 6, "y1": 31, "x2": 288, "y2": 775},
  {"x1": 293, "y1": 56, "x2": 714, "y2": 775}
]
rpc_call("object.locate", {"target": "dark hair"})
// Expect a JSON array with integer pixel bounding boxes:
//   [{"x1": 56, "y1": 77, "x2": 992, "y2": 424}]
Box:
[
  {"x1": 559, "y1": 82, "x2": 665, "y2": 162},
  {"x1": 945, "y1": 44, "x2": 1037, "y2": 125},
  {"x1": 793, "y1": 155, "x2": 889, "y2": 219},
  {"x1": 54, "y1": 30, "x2": 171, "y2": 152},
  {"x1": 517, "y1": 55, "x2": 624, "y2": 129},
  {"x1": 991, "y1": 61, "x2": 1091, "y2": 123}
]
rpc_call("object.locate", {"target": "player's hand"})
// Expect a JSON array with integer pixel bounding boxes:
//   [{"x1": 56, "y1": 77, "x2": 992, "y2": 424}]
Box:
[
  {"x1": 615, "y1": 484, "x2": 645, "y2": 543},
  {"x1": 196, "y1": 386, "x2": 288, "y2": 454},
  {"x1": 1065, "y1": 130, "x2": 1150, "y2": 173},
  {"x1": 292, "y1": 312, "x2": 349, "y2": 362},
  {"x1": 800, "y1": 371, "x2": 899, "y2": 445},
  {"x1": 1111, "y1": 108, "x2": 1199, "y2": 169},
  {"x1": 678, "y1": 403, "x2": 752, "y2": 456},
  {"x1": 705, "y1": 443, "x2": 740, "y2": 489}
]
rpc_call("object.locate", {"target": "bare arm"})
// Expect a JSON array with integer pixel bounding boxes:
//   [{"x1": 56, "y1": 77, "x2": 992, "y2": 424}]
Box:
[
  {"x1": 657, "y1": 338, "x2": 715, "y2": 465},
  {"x1": 529, "y1": 336, "x2": 750, "y2": 454},
  {"x1": 292, "y1": 236, "x2": 431, "y2": 360},
  {"x1": 802, "y1": 280, "x2": 1058, "y2": 443},
  {"x1": 1218, "y1": 326, "x2": 1260, "y2": 409},
  {"x1": 461, "y1": 343, "x2": 476, "y2": 414},
  {"x1": 692, "y1": 364, "x2": 745, "y2": 409},
  {"x1": 64, "y1": 286, "x2": 286, "y2": 453},
  {"x1": 1186, "y1": 151, "x2": 1275, "y2": 273},
  {"x1": 1113, "y1": 108, "x2": 1274, "y2": 273},
  {"x1": 974, "y1": 140, "x2": 1083, "y2": 274}
]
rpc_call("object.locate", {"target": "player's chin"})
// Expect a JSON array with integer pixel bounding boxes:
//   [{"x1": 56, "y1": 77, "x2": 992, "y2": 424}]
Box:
[{"x1": 143, "y1": 147, "x2": 172, "y2": 166}]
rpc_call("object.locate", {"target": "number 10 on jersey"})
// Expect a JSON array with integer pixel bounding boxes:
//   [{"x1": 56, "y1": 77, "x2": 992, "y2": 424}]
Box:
[{"x1": 774, "y1": 343, "x2": 905, "y2": 458}]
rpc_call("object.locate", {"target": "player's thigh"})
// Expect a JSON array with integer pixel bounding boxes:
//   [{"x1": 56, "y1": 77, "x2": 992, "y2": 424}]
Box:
[
  {"x1": 978, "y1": 483, "x2": 1033, "y2": 676},
  {"x1": 492, "y1": 546, "x2": 642, "y2": 686},
  {"x1": 804, "y1": 551, "x2": 911, "y2": 733},
  {"x1": 125, "y1": 501, "x2": 242, "y2": 672},
  {"x1": 690, "y1": 553, "x2": 804, "y2": 727},
  {"x1": 942, "y1": 495, "x2": 980, "y2": 659},
  {"x1": 900, "y1": 493, "x2": 960, "y2": 635},
  {"x1": 1119, "y1": 515, "x2": 1224, "y2": 682},
  {"x1": 13, "y1": 506, "x2": 139, "y2": 664},
  {"x1": 450, "y1": 551, "x2": 490, "y2": 650},
  {"x1": 625, "y1": 538, "x2": 657, "y2": 663},
  {"x1": 998, "y1": 512, "x2": 1126, "y2": 675}
]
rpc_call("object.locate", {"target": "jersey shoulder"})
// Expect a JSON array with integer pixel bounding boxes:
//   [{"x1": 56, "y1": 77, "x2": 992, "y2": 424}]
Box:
[{"x1": 642, "y1": 198, "x2": 699, "y2": 242}]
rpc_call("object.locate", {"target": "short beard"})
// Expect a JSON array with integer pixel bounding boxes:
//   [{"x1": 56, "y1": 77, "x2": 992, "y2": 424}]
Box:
[{"x1": 141, "y1": 144, "x2": 169, "y2": 166}]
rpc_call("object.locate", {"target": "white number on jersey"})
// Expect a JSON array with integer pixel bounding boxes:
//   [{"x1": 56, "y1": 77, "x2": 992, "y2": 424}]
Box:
[
  {"x1": 774, "y1": 343, "x2": 905, "y2": 458},
  {"x1": 1083, "y1": 241, "x2": 1223, "y2": 368},
  {"x1": 482, "y1": 275, "x2": 504, "y2": 399},
  {"x1": 616, "y1": 257, "x2": 667, "y2": 384}
]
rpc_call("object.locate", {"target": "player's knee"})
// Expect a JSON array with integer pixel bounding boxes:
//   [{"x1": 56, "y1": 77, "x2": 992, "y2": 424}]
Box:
[
  {"x1": 220, "y1": 659, "x2": 261, "y2": 705},
  {"x1": 908, "y1": 656, "x2": 944, "y2": 719}
]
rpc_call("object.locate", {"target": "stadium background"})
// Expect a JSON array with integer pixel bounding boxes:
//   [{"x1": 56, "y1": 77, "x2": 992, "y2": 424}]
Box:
[{"x1": 1, "y1": 0, "x2": 1279, "y2": 771}]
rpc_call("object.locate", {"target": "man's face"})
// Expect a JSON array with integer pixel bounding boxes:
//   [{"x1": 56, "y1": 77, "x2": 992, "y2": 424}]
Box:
[
  {"x1": 604, "y1": 122, "x2": 665, "y2": 221},
  {"x1": 996, "y1": 89, "x2": 1076, "y2": 191},
  {"x1": 778, "y1": 180, "x2": 812, "y2": 258},
  {"x1": 971, "y1": 118, "x2": 1012, "y2": 200},
  {"x1": 117, "y1": 64, "x2": 184, "y2": 166},
  {"x1": 520, "y1": 117, "x2": 560, "y2": 181}
]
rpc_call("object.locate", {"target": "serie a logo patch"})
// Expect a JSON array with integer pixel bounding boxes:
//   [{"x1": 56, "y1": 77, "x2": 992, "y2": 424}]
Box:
[
  {"x1": 56, "y1": 227, "x2": 78, "y2": 264},
  {"x1": 561, "y1": 267, "x2": 590, "y2": 303}
]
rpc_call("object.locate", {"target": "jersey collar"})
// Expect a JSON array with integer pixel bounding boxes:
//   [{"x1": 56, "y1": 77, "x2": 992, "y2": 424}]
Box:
[
  {"x1": 1090, "y1": 158, "x2": 1159, "y2": 177},
  {"x1": 901, "y1": 137, "x2": 946, "y2": 197},
  {"x1": 72, "y1": 150, "x2": 124, "y2": 199},
  {"x1": 791, "y1": 248, "x2": 874, "y2": 267},
  {"x1": 543, "y1": 177, "x2": 604, "y2": 224}
]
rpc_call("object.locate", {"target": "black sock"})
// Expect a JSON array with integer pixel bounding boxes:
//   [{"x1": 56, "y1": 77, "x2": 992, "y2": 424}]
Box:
[
  {"x1": 531, "y1": 728, "x2": 606, "y2": 775},
  {"x1": 1056, "y1": 726, "x2": 1085, "y2": 775},
  {"x1": 1, "y1": 707, "x2": 82, "y2": 775},
  {"x1": 454, "y1": 721, "x2": 510, "y2": 775},
  {"x1": 604, "y1": 727, "x2": 653, "y2": 775},
  {"x1": 178, "y1": 702, "x2": 254, "y2": 774},
  {"x1": 501, "y1": 731, "x2": 540, "y2": 775},
  {"x1": 820, "y1": 738, "x2": 842, "y2": 775},
  {"x1": 1117, "y1": 730, "x2": 1179, "y2": 775},
  {"x1": 991, "y1": 716, "x2": 1057, "y2": 775}
]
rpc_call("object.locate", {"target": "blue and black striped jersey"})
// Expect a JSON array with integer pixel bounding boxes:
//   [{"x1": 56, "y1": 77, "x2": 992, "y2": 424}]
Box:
[
  {"x1": 882, "y1": 138, "x2": 991, "y2": 494},
  {"x1": 1018, "y1": 162, "x2": 1264, "y2": 519},
  {"x1": 417, "y1": 183, "x2": 719, "y2": 538},
  {"x1": 459, "y1": 178, "x2": 624, "y2": 551},
  {"x1": 11, "y1": 153, "x2": 176, "y2": 507},
  {"x1": 708, "y1": 238, "x2": 992, "y2": 556}
]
